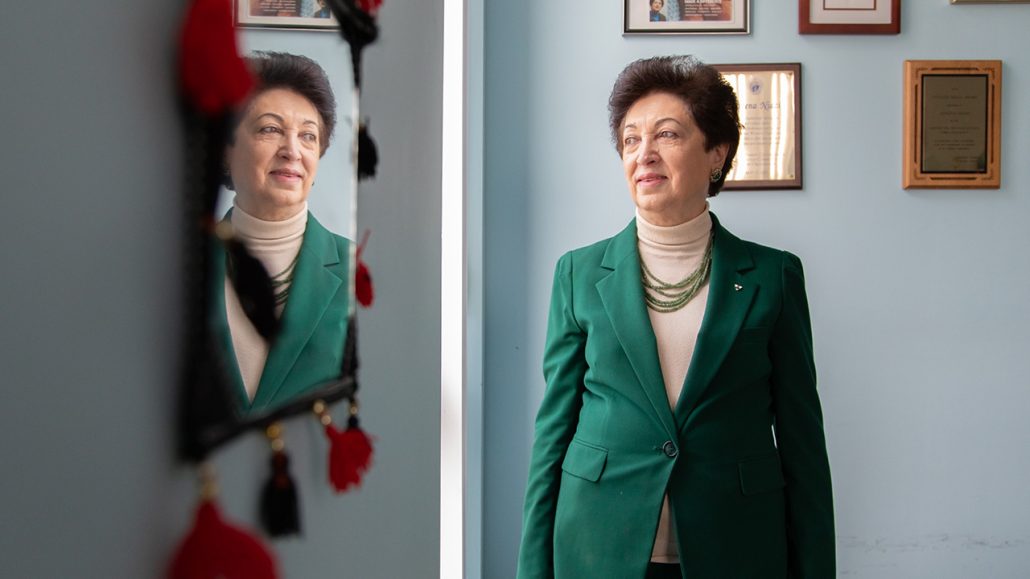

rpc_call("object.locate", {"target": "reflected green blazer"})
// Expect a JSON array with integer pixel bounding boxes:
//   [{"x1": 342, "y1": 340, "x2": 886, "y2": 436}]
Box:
[
  {"x1": 517, "y1": 214, "x2": 834, "y2": 579},
  {"x1": 211, "y1": 213, "x2": 350, "y2": 415}
]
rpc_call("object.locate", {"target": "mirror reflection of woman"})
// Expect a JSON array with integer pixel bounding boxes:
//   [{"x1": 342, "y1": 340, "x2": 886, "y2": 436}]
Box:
[
  {"x1": 216, "y1": 52, "x2": 350, "y2": 414},
  {"x1": 517, "y1": 56, "x2": 834, "y2": 578}
]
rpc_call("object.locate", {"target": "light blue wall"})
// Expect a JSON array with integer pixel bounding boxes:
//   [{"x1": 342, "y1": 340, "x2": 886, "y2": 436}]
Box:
[
  {"x1": 483, "y1": 2, "x2": 1030, "y2": 578},
  {"x1": 1, "y1": 1, "x2": 440, "y2": 577}
]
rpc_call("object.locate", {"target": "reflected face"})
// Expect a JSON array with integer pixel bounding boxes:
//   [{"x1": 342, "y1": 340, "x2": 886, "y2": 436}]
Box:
[
  {"x1": 621, "y1": 92, "x2": 726, "y2": 227},
  {"x1": 227, "y1": 88, "x2": 322, "y2": 221}
]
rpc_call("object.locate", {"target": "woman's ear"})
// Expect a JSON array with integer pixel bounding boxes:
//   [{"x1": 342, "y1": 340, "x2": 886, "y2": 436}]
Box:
[{"x1": 709, "y1": 143, "x2": 729, "y2": 170}]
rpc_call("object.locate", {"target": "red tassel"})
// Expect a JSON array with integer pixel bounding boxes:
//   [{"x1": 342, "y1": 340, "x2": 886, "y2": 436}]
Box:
[
  {"x1": 357, "y1": 0, "x2": 383, "y2": 17},
  {"x1": 356, "y1": 230, "x2": 374, "y2": 308},
  {"x1": 179, "y1": 0, "x2": 255, "y2": 114},
  {"x1": 168, "y1": 499, "x2": 279, "y2": 579},
  {"x1": 325, "y1": 418, "x2": 374, "y2": 493}
]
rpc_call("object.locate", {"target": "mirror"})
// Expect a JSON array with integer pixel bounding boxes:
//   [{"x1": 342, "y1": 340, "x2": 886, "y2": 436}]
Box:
[{"x1": 179, "y1": 26, "x2": 361, "y2": 460}]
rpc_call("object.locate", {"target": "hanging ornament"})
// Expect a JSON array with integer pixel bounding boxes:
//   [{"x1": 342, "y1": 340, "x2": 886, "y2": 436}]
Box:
[
  {"x1": 355, "y1": 230, "x2": 374, "y2": 308},
  {"x1": 216, "y1": 222, "x2": 281, "y2": 342},
  {"x1": 168, "y1": 465, "x2": 279, "y2": 579},
  {"x1": 178, "y1": 0, "x2": 255, "y2": 114},
  {"x1": 323, "y1": 0, "x2": 379, "y2": 88},
  {"x1": 357, "y1": 0, "x2": 383, "y2": 17},
  {"x1": 357, "y1": 122, "x2": 379, "y2": 180},
  {"x1": 259, "y1": 423, "x2": 301, "y2": 537},
  {"x1": 314, "y1": 399, "x2": 374, "y2": 493}
]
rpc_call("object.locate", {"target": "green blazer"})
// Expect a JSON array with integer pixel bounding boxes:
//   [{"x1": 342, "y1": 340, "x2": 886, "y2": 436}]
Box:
[
  {"x1": 517, "y1": 214, "x2": 834, "y2": 579},
  {"x1": 211, "y1": 213, "x2": 351, "y2": 415}
]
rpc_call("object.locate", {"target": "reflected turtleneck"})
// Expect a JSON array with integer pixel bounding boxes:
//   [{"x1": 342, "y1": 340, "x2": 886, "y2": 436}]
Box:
[
  {"x1": 224, "y1": 201, "x2": 308, "y2": 402},
  {"x1": 636, "y1": 204, "x2": 713, "y2": 565}
]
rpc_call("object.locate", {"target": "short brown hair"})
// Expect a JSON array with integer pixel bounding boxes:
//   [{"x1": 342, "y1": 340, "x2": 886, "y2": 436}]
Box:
[{"x1": 608, "y1": 55, "x2": 740, "y2": 196}]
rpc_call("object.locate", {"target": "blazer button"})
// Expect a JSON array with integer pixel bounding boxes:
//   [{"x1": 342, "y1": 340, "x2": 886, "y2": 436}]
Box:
[{"x1": 662, "y1": 441, "x2": 678, "y2": 458}]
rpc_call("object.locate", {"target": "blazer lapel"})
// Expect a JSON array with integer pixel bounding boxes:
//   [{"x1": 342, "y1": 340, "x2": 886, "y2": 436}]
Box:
[
  {"x1": 250, "y1": 214, "x2": 345, "y2": 410},
  {"x1": 596, "y1": 220, "x2": 678, "y2": 438},
  {"x1": 674, "y1": 214, "x2": 757, "y2": 429}
]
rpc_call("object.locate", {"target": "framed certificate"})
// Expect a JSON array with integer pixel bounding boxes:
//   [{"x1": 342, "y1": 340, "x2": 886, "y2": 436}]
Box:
[
  {"x1": 799, "y1": 0, "x2": 901, "y2": 35},
  {"x1": 624, "y1": 0, "x2": 751, "y2": 35},
  {"x1": 902, "y1": 60, "x2": 1002, "y2": 189},
  {"x1": 714, "y1": 63, "x2": 802, "y2": 190}
]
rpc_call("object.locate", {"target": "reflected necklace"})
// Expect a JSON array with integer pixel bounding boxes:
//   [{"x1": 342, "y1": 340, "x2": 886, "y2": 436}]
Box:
[
  {"x1": 640, "y1": 232, "x2": 713, "y2": 313},
  {"x1": 269, "y1": 251, "x2": 301, "y2": 308}
]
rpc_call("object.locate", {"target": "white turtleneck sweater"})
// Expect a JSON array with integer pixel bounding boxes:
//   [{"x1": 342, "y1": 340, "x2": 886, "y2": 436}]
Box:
[
  {"x1": 224, "y1": 201, "x2": 307, "y2": 402},
  {"x1": 637, "y1": 205, "x2": 713, "y2": 564}
]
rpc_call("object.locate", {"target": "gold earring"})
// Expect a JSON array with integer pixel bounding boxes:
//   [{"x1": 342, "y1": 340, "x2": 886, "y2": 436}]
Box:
[{"x1": 710, "y1": 167, "x2": 723, "y2": 183}]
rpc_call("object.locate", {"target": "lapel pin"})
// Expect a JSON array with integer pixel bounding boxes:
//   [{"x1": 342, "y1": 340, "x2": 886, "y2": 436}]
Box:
[{"x1": 733, "y1": 283, "x2": 743, "y2": 292}]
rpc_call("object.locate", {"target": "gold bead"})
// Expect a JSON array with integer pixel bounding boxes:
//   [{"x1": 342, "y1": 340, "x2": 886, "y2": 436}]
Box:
[
  {"x1": 265, "y1": 422, "x2": 282, "y2": 440},
  {"x1": 214, "y1": 220, "x2": 235, "y2": 241}
]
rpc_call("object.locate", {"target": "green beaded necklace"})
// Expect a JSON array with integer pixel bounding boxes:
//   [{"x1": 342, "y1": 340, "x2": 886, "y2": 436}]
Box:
[{"x1": 640, "y1": 232, "x2": 713, "y2": 313}]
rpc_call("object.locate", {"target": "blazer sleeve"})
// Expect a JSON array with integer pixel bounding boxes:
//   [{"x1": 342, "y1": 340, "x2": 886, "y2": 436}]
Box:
[
  {"x1": 769, "y1": 252, "x2": 836, "y2": 578},
  {"x1": 516, "y1": 254, "x2": 588, "y2": 579}
]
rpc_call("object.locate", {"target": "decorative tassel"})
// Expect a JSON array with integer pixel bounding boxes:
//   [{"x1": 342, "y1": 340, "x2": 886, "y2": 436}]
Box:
[
  {"x1": 355, "y1": 230, "x2": 374, "y2": 308},
  {"x1": 324, "y1": 0, "x2": 379, "y2": 88},
  {"x1": 357, "y1": 0, "x2": 383, "y2": 17},
  {"x1": 314, "y1": 400, "x2": 374, "y2": 493},
  {"x1": 179, "y1": 0, "x2": 254, "y2": 114},
  {"x1": 357, "y1": 122, "x2": 379, "y2": 181},
  {"x1": 259, "y1": 423, "x2": 301, "y2": 537},
  {"x1": 217, "y1": 223, "x2": 281, "y2": 342},
  {"x1": 168, "y1": 465, "x2": 279, "y2": 579}
]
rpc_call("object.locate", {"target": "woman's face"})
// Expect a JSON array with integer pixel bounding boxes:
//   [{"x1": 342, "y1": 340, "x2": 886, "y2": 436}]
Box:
[
  {"x1": 621, "y1": 91, "x2": 727, "y2": 227},
  {"x1": 651, "y1": 0, "x2": 663, "y2": 10},
  {"x1": 227, "y1": 88, "x2": 323, "y2": 221}
]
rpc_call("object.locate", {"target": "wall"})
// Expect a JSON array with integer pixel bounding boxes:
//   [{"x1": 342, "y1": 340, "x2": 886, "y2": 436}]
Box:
[
  {"x1": 483, "y1": 2, "x2": 1030, "y2": 578},
  {"x1": 0, "y1": 1, "x2": 441, "y2": 577}
]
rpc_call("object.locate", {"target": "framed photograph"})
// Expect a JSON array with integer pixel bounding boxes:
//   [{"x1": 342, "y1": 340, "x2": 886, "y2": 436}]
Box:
[
  {"x1": 235, "y1": 0, "x2": 339, "y2": 30},
  {"x1": 903, "y1": 60, "x2": 1002, "y2": 189},
  {"x1": 799, "y1": 0, "x2": 901, "y2": 34},
  {"x1": 714, "y1": 63, "x2": 802, "y2": 190},
  {"x1": 625, "y1": 0, "x2": 751, "y2": 35}
]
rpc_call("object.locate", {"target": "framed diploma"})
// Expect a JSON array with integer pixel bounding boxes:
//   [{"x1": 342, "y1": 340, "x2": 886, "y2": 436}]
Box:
[
  {"x1": 799, "y1": 0, "x2": 901, "y2": 35},
  {"x1": 902, "y1": 60, "x2": 1002, "y2": 189},
  {"x1": 624, "y1": 0, "x2": 751, "y2": 35},
  {"x1": 714, "y1": 63, "x2": 802, "y2": 190}
]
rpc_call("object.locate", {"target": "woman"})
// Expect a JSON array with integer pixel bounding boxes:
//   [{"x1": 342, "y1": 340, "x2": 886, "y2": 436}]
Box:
[
  {"x1": 517, "y1": 56, "x2": 835, "y2": 578},
  {"x1": 214, "y1": 51, "x2": 350, "y2": 414},
  {"x1": 649, "y1": 0, "x2": 667, "y2": 22}
]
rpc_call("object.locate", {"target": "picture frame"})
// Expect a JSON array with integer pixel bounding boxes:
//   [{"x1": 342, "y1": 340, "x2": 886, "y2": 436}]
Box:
[
  {"x1": 799, "y1": 0, "x2": 901, "y2": 34},
  {"x1": 624, "y1": 0, "x2": 751, "y2": 35},
  {"x1": 902, "y1": 60, "x2": 1002, "y2": 189},
  {"x1": 235, "y1": 0, "x2": 339, "y2": 30},
  {"x1": 714, "y1": 63, "x2": 803, "y2": 190}
]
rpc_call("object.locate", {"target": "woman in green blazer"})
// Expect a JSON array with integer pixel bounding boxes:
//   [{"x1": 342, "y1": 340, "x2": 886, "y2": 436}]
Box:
[
  {"x1": 215, "y1": 52, "x2": 351, "y2": 414},
  {"x1": 517, "y1": 56, "x2": 835, "y2": 578}
]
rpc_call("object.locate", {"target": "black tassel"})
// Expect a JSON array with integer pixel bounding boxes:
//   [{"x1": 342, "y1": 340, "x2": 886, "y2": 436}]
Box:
[
  {"x1": 222, "y1": 237, "x2": 280, "y2": 342},
  {"x1": 323, "y1": 0, "x2": 378, "y2": 88},
  {"x1": 357, "y1": 123, "x2": 379, "y2": 180},
  {"x1": 260, "y1": 449, "x2": 301, "y2": 537}
]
